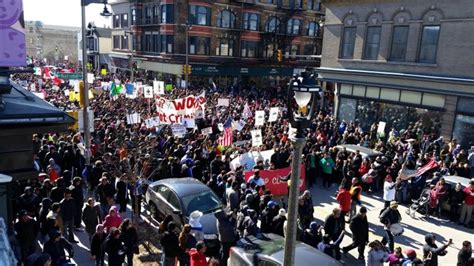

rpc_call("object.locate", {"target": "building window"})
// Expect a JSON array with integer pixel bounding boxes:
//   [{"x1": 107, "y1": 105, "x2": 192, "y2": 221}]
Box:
[
  {"x1": 144, "y1": 6, "x2": 153, "y2": 24},
  {"x1": 189, "y1": 36, "x2": 210, "y2": 55},
  {"x1": 308, "y1": 0, "x2": 321, "y2": 11},
  {"x1": 307, "y1": 21, "x2": 319, "y2": 36},
  {"x1": 241, "y1": 41, "x2": 259, "y2": 57},
  {"x1": 216, "y1": 39, "x2": 235, "y2": 56},
  {"x1": 418, "y1": 25, "x2": 440, "y2": 63},
  {"x1": 217, "y1": 10, "x2": 236, "y2": 28},
  {"x1": 264, "y1": 43, "x2": 275, "y2": 58},
  {"x1": 87, "y1": 38, "x2": 97, "y2": 51},
  {"x1": 390, "y1": 26, "x2": 409, "y2": 61},
  {"x1": 364, "y1": 26, "x2": 381, "y2": 60},
  {"x1": 161, "y1": 4, "x2": 174, "y2": 23},
  {"x1": 189, "y1": 6, "x2": 211, "y2": 26},
  {"x1": 265, "y1": 16, "x2": 280, "y2": 33},
  {"x1": 289, "y1": 44, "x2": 299, "y2": 58},
  {"x1": 160, "y1": 35, "x2": 173, "y2": 53},
  {"x1": 121, "y1": 14, "x2": 128, "y2": 27},
  {"x1": 142, "y1": 34, "x2": 152, "y2": 52},
  {"x1": 153, "y1": 5, "x2": 159, "y2": 24},
  {"x1": 152, "y1": 34, "x2": 159, "y2": 52},
  {"x1": 289, "y1": 0, "x2": 302, "y2": 9},
  {"x1": 113, "y1": 15, "x2": 121, "y2": 28},
  {"x1": 286, "y1": 19, "x2": 301, "y2": 35},
  {"x1": 121, "y1": 36, "x2": 129, "y2": 50},
  {"x1": 131, "y1": 9, "x2": 136, "y2": 25},
  {"x1": 243, "y1": 13, "x2": 259, "y2": 31},
  {"x1": 340, "y1": 27, "x2": 356, "y2": 59},
  {"x1": 304, "y1": 44, "x2": 316, "y2": 55},
  {"x1": 113, "y1": 35, "x2": 120, "y2": 49}
]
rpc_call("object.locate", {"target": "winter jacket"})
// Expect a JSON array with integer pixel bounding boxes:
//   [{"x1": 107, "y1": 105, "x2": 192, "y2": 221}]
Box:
[
  {"x1": 60, "y1": 198, "x2": 77, "y2": 221},
  {"x1": 14, "y1": 217, "x2": 39, "y2": 244},
  {"x1": 160, "y1": 230, "x2": 182, "y2": 258},
  {"x1": 82, "y1": 204, "x2": 102, "y2": 235},
  {"x1": 349, "y1": 213, "x2": 369, "y2": 244},
  {"x1": 324, "y1": 214, "x2": 343, "y2": 241},
  {"x1": 70, "y1": 184, "x2": 84, "y2": 209},
  {"x1": 43, "y1": 238, "x2": 73, "y2": 266},
  {"x1": 104, "y1": 236, "x2": 125, "y2": 265},
  {"x1": 215, "y1": 210, "x2": 237, "y2": 244},
  {"x1": 423, "y1": 241, "x2": 449, "y2": 266},
  {"x1": 90, "y1": 232, "x2": 106, "y2": 257},
  {"x1": 336, "y1": 189, "x2": 352, "y2": 212},
  {"x1": 120, "y1": 227, "x2": 138, "y2": 254},
  {"x1": 271, "y1": 215, "x2": 286, "y2": 237},
  {"x1": 189, "y1": 248, "x2": 208, "y2": 266}
]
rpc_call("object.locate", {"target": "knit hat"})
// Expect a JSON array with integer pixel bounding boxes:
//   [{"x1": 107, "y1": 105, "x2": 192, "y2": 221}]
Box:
[
  {"x1": 189, "y1": 211, "x2": 203, "y2": 228},
  {"x1": 404, "y1": 248, "x2": 416, "y2": 258}
]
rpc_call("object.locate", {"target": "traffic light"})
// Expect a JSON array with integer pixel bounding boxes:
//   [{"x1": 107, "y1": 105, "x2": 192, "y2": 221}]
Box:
[
  {"x1": 182, "y1": 64, "x2": 192, "y2": 75},
  {"x1": 277, "y1": 49, "x2": 282, "y2": 62}
]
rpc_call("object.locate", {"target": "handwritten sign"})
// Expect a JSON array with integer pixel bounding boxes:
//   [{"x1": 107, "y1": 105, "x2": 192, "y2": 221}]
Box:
[{"x1": 255, "y1": 110, "x2": 265, "y2": 126}]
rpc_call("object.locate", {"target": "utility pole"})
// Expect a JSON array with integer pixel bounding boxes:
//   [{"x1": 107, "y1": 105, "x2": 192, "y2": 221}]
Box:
[
  {"x1": 185, "y1": 22, "x2": 189, "y2": 91},
  {"x1": 81, "y1": 1, "x2": 91, "y2": 165}
]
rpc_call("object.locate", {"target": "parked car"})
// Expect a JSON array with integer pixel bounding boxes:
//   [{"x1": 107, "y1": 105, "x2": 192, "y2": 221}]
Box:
[
  {"x1": 145, "y1": 178, "x2": 223, "y2": 254},
  {"x1": 228, "y1": 233, "x2": 342, "y2": 266},
  {"x1": 335, "y1": 144, "x2": 382, "y2": 160}
]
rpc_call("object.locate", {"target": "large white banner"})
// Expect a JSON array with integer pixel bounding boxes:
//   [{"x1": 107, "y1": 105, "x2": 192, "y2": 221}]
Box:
[{"x1": 155, "y1": 92, "x2": 206, "y2": 124}]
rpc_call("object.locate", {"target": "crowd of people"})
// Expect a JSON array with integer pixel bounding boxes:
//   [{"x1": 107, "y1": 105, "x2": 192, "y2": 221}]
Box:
[{"x1": 8, "y1": 68, "x2": 474, "y2": 266}]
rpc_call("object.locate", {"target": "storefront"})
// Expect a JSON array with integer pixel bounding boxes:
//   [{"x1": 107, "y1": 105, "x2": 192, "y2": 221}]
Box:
[{"x1": 452, "y1": 97, "x2": 474, "y2": 148}]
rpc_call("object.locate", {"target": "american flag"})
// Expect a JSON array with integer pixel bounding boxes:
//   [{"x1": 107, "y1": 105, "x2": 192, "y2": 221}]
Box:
[
  {"x1": 218, "y1": 117, "x2": 233, "y2": 147},
  {"x1": 399, "y1": 159, "x2": 439, "y2": 180}
]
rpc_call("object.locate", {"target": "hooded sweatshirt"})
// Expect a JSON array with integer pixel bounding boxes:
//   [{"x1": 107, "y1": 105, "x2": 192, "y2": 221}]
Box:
[
  {"x1": 103, "y1": 206, "x2": 123, "y2": 232},
  {"x1": 189, "y1": 248, "x2": 207, "y2": 266}
]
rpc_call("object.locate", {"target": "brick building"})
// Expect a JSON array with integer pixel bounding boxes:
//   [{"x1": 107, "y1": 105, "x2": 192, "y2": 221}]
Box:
[
  {"x1": 318, "y1": 0, "x2": 474, "y2": 147},
  {"x1": 110, "y1": 0, "x2": 324, "y2": 87},
  {"x1": 25, "y1": 21, "x2": 80, "y2": 65}
]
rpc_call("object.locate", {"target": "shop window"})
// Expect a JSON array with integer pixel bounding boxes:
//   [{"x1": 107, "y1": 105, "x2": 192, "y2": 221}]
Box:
[
  {"x1": 364, "y1": 26, "x2": 381, "y2": 60},
  {"x1": 453, "y1": 114, "x2": 474, "y2": 148},
  {"x1": 189, "y1": 36, "x2": 210, "y2": 55},
  {"x1": 152, "y1": 34, "x2": 160, "y2": 52},
  {"x1": 340, "y1": 27, "x2": 356, "y2": 59},
  {"x1": 457, "y1": 98, "x2": 474, "y2": 115},
  {"x1": 121, "y1": 36, "x2": 129, "y2": 50},
  {"x1": 113, "y1": 35, "x2": 121, "y2": 49},
  {"x1": 422, "y1": 93, "x2": 445, "y2": 108},
  {"x1": 217, "y1": 39, "x2": 234, "y2": 56},
  {"x1": 352, "y1": 85, "x2": 366, "y2": 97},
  {"x1": 264, "y1": 44, "x2": 275, "y2": 58},
  {"x1": 418, "y1": 25, "x2": 440, "y2": 63},
  {"x1": 400, "y1": 90, "x2": 421, "y2": 104},
  {"x1": 241, "y1": 41, "x2": 259, "y2": 57},
  {"x1": 338, "y1": 98, "x2": 357, "y2": 123},
  {"x1": 113, "y1": 15, "x2": 121, "y2": 28},
  {"x1": 380, "y1": 88, "x2": 400, "y2": 101},
  {"x1": 339, "y1": 84, "x2": 352, "y2": 95},
  {"x1": 366, "y1": 87, "x2": 379, "y2": 98},
  {"x1": 390, "y1": 26, "x2": 409, "y2": 61}
]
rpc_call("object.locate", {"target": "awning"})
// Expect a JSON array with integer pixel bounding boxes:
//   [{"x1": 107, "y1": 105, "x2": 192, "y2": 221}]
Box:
[{"x1": 190, "y1": 64, "x2": 294, "y2": 76}]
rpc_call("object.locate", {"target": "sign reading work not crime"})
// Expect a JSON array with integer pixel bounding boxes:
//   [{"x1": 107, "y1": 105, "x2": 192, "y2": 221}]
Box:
[{"x1": 155, "y1": 92, "x2": 206, "y2": 124}]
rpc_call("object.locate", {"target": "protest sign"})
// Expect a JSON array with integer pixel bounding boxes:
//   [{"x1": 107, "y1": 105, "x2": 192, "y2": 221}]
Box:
[
  {"x1": 155, "y1": 92, "x2": 206, "y2": 124},
  {"x1": 87, "y1": 73, "x2": 94, "y2": 84},
  {"x1": 153, "y1": 80, "x2": 165, "y2": 95},
  {"x1": 126, "y1": 112, "x2": 141, "y2": 125},
  {"x1": 255, "y1": 110, "x2": 265, "y2": 126},
  {"x1": 244, "y1": 166, "x2": 306, "y2": 196},
  {"x1": 251, "y1": 129, "x2": 263, "y2": 147},
  {"x1": 236, "y1": 119, "x2": 246, "y2": 131},
  {"x1": 377, "y1": 121, "x2": 386, "y2": 138},
  {"x1": 217, "y1": 98, "x2": 230, "y2": 107},
  {"x1": 171, "y1": 124, "x2": 186, "y2": 138},
  {"x1": 182, "y1": 118, "x2": 196, "y2": 129},
  {"x1": 144, "y1": 86, "x2": 153, "y2": 98},
  {"x1": 268, "y1": 107, "x2": 279, "y2": 122},
  {"x1": 145, "y1": 117, "x2": 160, "y2": 129},
  {"x1": 218, "y1": 123, "x2": 224, "y2": 132},
  {"x1": 201, "y1": 127, "x2": 213, "y2": 135}
]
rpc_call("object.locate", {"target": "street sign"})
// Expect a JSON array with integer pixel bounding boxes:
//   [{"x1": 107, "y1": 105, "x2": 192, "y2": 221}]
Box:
[{"x1": 57, "y1": 73, "x2": 83, "y2": 80}]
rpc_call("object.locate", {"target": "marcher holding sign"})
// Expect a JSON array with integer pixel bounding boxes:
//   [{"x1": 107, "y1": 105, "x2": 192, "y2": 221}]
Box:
[{"x1": 217, "y1": 98, "x2": 230, "y2": 107}]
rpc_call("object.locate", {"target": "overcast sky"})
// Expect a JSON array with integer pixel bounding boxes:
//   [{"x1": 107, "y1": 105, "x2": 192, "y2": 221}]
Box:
[{"x1": 23, "y1": 0, "x2": 116, "y2": 28}]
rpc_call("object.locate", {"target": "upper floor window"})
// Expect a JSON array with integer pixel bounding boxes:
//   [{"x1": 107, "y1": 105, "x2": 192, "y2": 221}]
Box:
[
  {"x1": 286, "y1": 19, "x2": 301, "y2": 35},
  {"x1": 121, "y1": 14, "x2": 128, "y2": 27},
  {"x1": 153, "y1": 5, "x2": 160, "y2": 24},
  {"x1": 308, "y1": 0, "x2": 321, "y2": 11},
  {"x1": 161, "y1": 4, "x2": 174, "y2": 23},
  {"x1": 243, "y1": 13, "x2": 259, "y2": 31},
  {"x1": 307, "y1": 21, "x2": 319, "y2": 36},
  {"x1": 217, "y1": 10, "x2": 236, "y2": 28},
  {"x1": 265, "y1": 16, "x2": 280, "y2": 33},
  {"x1": 189, "y1": 6, "x2": 211, "y2": 26},
  {"x1": 113, "y1": 15, "x2": 120, "y2": 28},
  {"x1": 418, "y1": 25, "x2": 440, "y2": 63},
  {"x1": 160, "y1": 35, "x2": 174, "y2": 53},
  {"x1": 390, "y1": 26, "x2": 409, "y2": 61},
  {"x1": 131, "y1": 9, "x2": 141, "y2": 25},
  {"x1": 364, "y1": 26, "x2": 381, "y2": 60},
  {"x1": 189, "y1": 36, "x2": 210, "y2": 55},
  {"x1": 217, "y1": 39, "x2": 235, "y2": 56},
  {"x1": 340, "y1": 27, "x2": 356, "y2": 59},
  {"x1": 113, "y1": 35, "x2": 120, "y2": 49},
  {"x1": 289, "y1": 0, "x2": 302, "y2": 9},
  {"x1": 121, "y1": 36, "x2": 129, "y2": 50},
  {"x1": 144, "y1": 6, "x2": 153, "y2": 24}
]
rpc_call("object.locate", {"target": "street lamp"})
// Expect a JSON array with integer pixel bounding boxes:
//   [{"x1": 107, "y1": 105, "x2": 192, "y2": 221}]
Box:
[
  {"x1": 124, "y1": 31, "x2": 134, "y2": 82},
  {"x1": 81, "y1": 0, "x2": 112, "y2": 165},
  {"x1": 283, "y1": 69, "x2": 320, "y2": 266}
]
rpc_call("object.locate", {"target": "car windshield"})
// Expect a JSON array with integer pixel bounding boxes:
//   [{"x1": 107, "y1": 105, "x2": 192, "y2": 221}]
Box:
[{"x1": 182, "y1": 190, "x2": 222, "y2": 216}]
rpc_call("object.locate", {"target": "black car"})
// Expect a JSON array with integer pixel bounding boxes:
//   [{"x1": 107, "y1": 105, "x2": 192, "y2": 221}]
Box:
[{"x1": 145, "y1": 178, "x2": 223, "y2": 254}]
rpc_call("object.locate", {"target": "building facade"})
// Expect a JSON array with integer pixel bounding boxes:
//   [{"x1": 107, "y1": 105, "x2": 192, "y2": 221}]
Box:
[
  {"x1": 78, "y1": 24, "x2": 113, "y2": 73},
  {"x1": 110, "y1": 0, "x2": 324, "y2": 87},
  {"x1": 25, "y1": 21, "x2": 80, "y2": 65},
  {"x1": 318, "y1": 0, "x2": 474, "y2": 147}
]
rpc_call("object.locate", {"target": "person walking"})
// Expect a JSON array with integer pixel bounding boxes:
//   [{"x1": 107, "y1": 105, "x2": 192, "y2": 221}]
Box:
[
  {"x1": 349, "y1": 177, "x2": 362, "y2": 220},
  {"x1": 342, "y1": 206, "x2": 369, "y2": 260},
  {"x1": 324, "y1": 208, "x2": 344, "y2": 260},
  {"x1": 320, "y1": 153, "x2": 335, "y2": 189},
  {"x1": 178, "y1": 224, "x2": 197, "y2": 266},
  {"x1": 379, "y1": 201, "x2": 402, "y2": 252},
  {"x1": 336, "y1": 186, "x2": 351, "y2": 224},
  {"x1": 383, "y1": 175, "x2": 396, "y2": 209},
  {"x1": 70, "y1": 177, "x2": 84, "y2": 231},
  {"x1": 43, "y1": 230, "x2": 74, "y2": 266},
  {"x1": 90, "y1": 225, "x2": 106, "y2": 266},
  {"x1": 215, "y1": 209, "x2": 238, "y2": 266},
  {"x1": 115, "y1": 175, "x2": 129, "y2": 215},
  {"x1": 102, "y1": 206, "x2": 123, "y2": 233},
  {"x1": 14, "y1": 210, "x2": 39, "y2": 263},
  {"x1": 459, "y1": 179, "x2": 474, "y2": 226},
  {"x1": 60, "y1": 188, "x2": 78, "y2": 243},
  {"x1": 120, "y1": 219, "x2": 138, "y2": 266},
  {"x1": 104, "y1": 228, "x2": 125, "y2": 266},
  {"x1": 82, "y1": 198, "x2": 102, "y2": 241},
  {"x1": 96, "y1": 176, "x2": 116, "y2": 216},
  {"x1": 422, "y1": 233, "x2": 452, "y2": 266},
  {"x1": 367, "y1": 240, "x2": 388, "y2": 266},
  {"x1": 160, "y1": 222, "x2": 182, "y2": 266},
  {"x1": 457, "y1": 240, "x2": 472, "y2": 266},
  {"x1": 189, "y1": 241, "x2": 208, "y2": 266}
]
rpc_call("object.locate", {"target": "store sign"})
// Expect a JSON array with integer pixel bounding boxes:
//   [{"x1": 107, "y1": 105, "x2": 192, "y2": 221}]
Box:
[
  {"x1": 191, "y1": 65, "x2": 294, "y2": 76},
  {"x1": 57, "y1": 73, "x2": 83, "y2": 80}
]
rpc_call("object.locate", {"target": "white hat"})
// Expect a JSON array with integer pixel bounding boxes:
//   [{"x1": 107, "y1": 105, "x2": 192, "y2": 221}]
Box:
[
  {"x1": 189, "y1": 210, "x2": 203, "y2": 228},
  {"x1": 279, "y1": 208, "x2": 287, "y2": 217}
]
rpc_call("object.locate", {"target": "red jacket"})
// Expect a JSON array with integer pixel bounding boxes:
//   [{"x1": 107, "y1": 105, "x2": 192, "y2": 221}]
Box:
[
  {"x1": 464, "y1": 186, "x2": 474, "y2": 205},
  {"x1": 336, "y1": 188, "x2": 352, "y2": 212},
  {"x1": 189, "y1": 248, "x2": 207, "y2": 266}
]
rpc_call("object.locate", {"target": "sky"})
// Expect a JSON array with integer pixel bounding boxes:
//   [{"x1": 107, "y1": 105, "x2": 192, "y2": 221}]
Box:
[{"x1": 23, "y1": 0, "x2": 117, "y2": 28}]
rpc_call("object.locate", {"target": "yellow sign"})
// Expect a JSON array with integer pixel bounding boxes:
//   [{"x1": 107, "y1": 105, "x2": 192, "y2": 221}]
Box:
[
  {"x1": 67, "y1": 111, "x2": 79, "y2": 130},
  {"x1": 101, "y1": 69, "x2": 107, "y2": 76}
]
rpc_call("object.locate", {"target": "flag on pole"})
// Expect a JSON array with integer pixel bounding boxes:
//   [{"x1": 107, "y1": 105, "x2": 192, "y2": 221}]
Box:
[
  {"x1": 110, "y1": 82, "x2": 120, "y2": 96},
  {"x1": 218, "y1": 117, "x2": 233, "y2": 147}
]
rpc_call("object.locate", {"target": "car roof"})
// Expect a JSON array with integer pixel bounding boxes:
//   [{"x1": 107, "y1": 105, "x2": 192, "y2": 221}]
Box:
[
  {"x1": 234, "y1": 234, "x2": 341, "y2": 266},
  {"x1": 149, "y1": 178, "x2": 209, "y2": 196},
  {"x1": 335, "y1": 144, "x2": 382, "y2": 158},
  {"x1": 441, "y1": 175, "x2": 470, "y2": 187}
]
